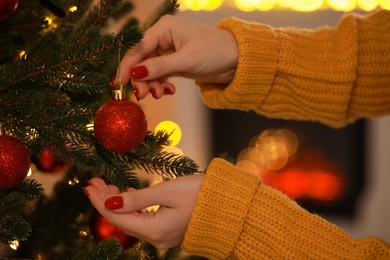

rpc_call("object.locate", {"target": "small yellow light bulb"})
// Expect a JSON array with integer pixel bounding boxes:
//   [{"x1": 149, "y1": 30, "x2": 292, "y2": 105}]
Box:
[
  {"x1": 44, "y1": 16, "x2": 53, "y2": 26},
  {"x1": 27, "y1": 167, "x2": 32, "y2": 177},
  {"x1": 68, "y1": 177, "x2": 79, "y2": 185},
  {"x1": 9, "y1": 240, "x2": 19, "y2": 250},
  {"x1": 86, "y1": 123, "x2": 94, "y2": 131},
  {"x1": 69, "y1": 5, "x2": 78, "y2": 12},
  {"x1": 19, "y1": 50, "x2": 27, "y2": 60}
]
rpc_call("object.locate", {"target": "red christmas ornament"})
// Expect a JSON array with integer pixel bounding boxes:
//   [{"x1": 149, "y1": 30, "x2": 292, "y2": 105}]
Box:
[
  {"x1": 0, "y1": 0, "x2": 19, "y2": 21},
  {"x1": 0, "y1": 135, "x2": 30, "y2": 189},
  {"x1": 32, "y1": 150, "x2": 68, "y2": 173},
  {"x1": 94, "y1": 87, "x2": 147, "y2": 153},
  {"x1": 90, "y1": 209, "x2": 139, "y2": 249}
]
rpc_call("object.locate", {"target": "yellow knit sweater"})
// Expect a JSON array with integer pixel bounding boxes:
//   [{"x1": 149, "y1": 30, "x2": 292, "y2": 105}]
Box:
[{"x1": 182, "y1": 10, "x2": 390, "y2": 259}]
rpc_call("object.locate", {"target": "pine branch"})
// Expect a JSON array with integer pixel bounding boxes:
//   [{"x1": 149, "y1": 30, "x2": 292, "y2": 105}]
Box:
[
  {"x1": 0, "y1": 192, "x2": 25, "y2": 217},
  {"x1": 144, "y1": 130, "x2": 171, "y2": 148},
  {"x1": 15, "y1": 168, "x2": 96, "y2": 258},
  {"x1": 58, "y1": 135, "x2": 100, "y2": 171},
  {"x1": 1, "y1": 1, "x2": 201, "y2": 258},
  {"x1": 14, "y1": 179, "x2": 44, "y2": 201},
  {"x1": 122, "y1": 147, "x2": 201, "y2": 179},
  {"x1": 0, "y1": 214, "x2": 31, "y2": 244},
  {"x1": 69, "y1": 238, "x2": 123, "y2": 260},
  {"x1": 94, "y1": 141, "x2": 141, "y2": 190},
  {"x1": 53, "y1": 70, "x2": 109, "y2": 95},
  {"x1": 0, "y1": 1, "x2": 45, "y2": 36}
]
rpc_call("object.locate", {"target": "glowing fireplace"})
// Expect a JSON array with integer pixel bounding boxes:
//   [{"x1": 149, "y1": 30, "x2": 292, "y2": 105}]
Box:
[{"x1": 212, "y1": 109, "x2": 365, "y2": 216}]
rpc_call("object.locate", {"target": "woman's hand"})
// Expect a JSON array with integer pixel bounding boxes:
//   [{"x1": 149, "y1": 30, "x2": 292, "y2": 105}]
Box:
[
  {"x1": 84, "y1": 174, "x2": 204, "y2": 249},
  {"x1": 113, "y1": 15, "x2": 238, "y2": 100}
]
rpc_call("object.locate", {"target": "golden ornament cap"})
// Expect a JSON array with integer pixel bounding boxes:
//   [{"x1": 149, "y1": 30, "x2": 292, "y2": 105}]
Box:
[{"x1": 112, "y1": 84, "x2": 126, "y2": 100}]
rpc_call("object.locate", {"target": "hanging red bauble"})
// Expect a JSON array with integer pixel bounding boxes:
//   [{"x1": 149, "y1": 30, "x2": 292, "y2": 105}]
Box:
[
  {"x1": 94, "y1": 99, "x2": 147, "y2": 154},
  {"x1": 0, "y1": 0, "x2": 19, "y2": 21},
  {"x1": 0, "y1": 135, "x2": 30, "y2": 189},
  {"x1": 32, "y1": 150, "x2": 68, "y2": 173},
  {"x1": 90, "y1": 209, "x2": 139, "y2": 250}
]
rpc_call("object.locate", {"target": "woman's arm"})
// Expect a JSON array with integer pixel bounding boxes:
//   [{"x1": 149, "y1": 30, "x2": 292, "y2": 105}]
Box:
[{"x1": 200, "y1": 10, "x2": 390, "y2": 127}]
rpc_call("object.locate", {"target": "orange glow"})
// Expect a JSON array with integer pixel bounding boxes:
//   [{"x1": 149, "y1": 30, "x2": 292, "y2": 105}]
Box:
[
  {"x1": 238, "y1": 127, "x2": 345, "y2": 203},
  {"x1": 260, "y1": 141, "x2": 289, "y2": 170},
  {"x1": 309, "y1": 170, "x2": 343, "y2": 201},
  {"x1": 236, "y1": 159, "x2": 261, "y2": 175},
  {"x1": 263, "y1": 170, "x2": 309, "y2": 198},
  {"x1": 262, "y1": 169, "x2": 343, "y2": 201}
]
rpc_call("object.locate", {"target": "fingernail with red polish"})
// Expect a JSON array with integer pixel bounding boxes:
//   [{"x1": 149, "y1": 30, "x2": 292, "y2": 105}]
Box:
[
  {"x1": 134, "y1": 87, "x2": 140, "y2": 101},
  {"x1": 130, "y1": 65, "x2": 148, "y2": 79},
  {"x1": 150, "y1": 88, "x2": 158, "y2": 99},
  {"x1": 164, "y1": 87, "x2": 174, "y2": 95},
  {"x1": 105, "y1": 196, "x2": 123, "y2": 210},
  {"x1": 82, "y1": 187, "x2": 89, "y2": 197}
]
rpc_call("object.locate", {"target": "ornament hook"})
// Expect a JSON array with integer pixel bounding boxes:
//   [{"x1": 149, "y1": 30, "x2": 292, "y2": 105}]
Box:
[{"x1": 112, "y1": 37, "x2": 126, "y2": 100}]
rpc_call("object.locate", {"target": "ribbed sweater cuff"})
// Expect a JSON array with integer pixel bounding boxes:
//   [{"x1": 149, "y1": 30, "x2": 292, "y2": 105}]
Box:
[
  {"x1": 198, "y1": 17, "x2": 278, "y2": 111},
  {"x1": 182, "y1": 158, "x2": 261, "y2": 259}
]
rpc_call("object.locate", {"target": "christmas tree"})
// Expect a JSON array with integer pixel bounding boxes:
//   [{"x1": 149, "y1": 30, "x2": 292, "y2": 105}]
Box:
[{"x1": 0, "y1": 0, "x2": 201, "y2": 258}]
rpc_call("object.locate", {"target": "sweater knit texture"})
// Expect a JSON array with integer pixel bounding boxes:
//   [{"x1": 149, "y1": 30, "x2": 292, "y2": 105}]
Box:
[
  {"x1": 182, "y1": 10, "x2": 390, "y2": 259},
  {"x1": 198, "y1": 10, "x2": 390, "y2": 128}
]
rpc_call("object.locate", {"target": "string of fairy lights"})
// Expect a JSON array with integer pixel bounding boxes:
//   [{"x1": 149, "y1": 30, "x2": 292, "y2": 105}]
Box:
[{"x1": 179, "y1": 0, "x2": 390, "y2": 12}]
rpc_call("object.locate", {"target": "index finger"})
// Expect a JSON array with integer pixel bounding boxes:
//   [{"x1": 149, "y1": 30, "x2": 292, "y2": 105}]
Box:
[{"x1": 116, "y1": 22, "x2": 166, "y2": 86}]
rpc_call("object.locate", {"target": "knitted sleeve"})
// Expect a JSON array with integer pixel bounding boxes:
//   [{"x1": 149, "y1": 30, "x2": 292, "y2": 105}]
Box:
[
  {"x1": 183, "y1": 158, "x2": 390, "y2": 259},
  {"x1": 198, "y1": 10, "x2": 390, "y2": 128}
]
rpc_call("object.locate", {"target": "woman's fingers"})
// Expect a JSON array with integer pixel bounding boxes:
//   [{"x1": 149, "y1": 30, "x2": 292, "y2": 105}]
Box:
[
  {"x1": 84, "y1": 175, "x2": 204, "y2": 249},
  {"x1": 132, "y1": 80, "x2": 176, "y2": 100}
]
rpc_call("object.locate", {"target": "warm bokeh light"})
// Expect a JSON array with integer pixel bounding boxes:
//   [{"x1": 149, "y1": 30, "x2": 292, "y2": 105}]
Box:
[
  {"x1": 180, "y1": 0, "x2": 224, "y2": 10},
  {"x1": 154, "y1": 121, "x2": 182, "y2": 147},
  {"x1": 162, "y1": 146, "x2": 184, "y2": 155},
  {"x1": 379, "y1": 0, "x2": 390, "y2": 9},
  {"x1": 277, "y1": 0, "x2": 294, "y2": 7},
  {"x1": 205, "y1": 0, "x2": 225, "y2": 10},
  {"x1": 309, "y1": 170, "x2": 343, "y2": 201},
  {"x1": 239, "y1": 128, "x2": 299, "y2": 172},
  {"x1": 237, "y1": 147, "x2": 261, "y2": 166},
  {"x1": 68, "y1": 177, "x2": 79, "y2": 185},
  {"x1": 179, "y1": 0, "x2": 387, "y2": 11},
  {"x1": 262, "y1": 169, "x2": 343, "y2": 201},
  {"x1": 272, "y1": 129, "x2": 298, "y2": 157},
  {"x1": 260, "y1": 141, "x2": 289, "y2": 170},
  {"x1": 256, "y1": 0, "x2": 278, "y2": 11},
  {"x1": 236, "y1": 159, "x2": 260, "y2": 175},
  {"x1": 290, "y1": 0, "x2": 324, "y2": 12},
  {"x1": 234, "y1": 0, "x2": 259, "y2": 11},
  {"x1": 236, "y1": 126, "x2": 345, "y2": 202},
  {"x1": 79, "y1": 230, "x2": 88, "y2": 238},
  {"x1": 357, "y1": 0, "x2": 379, "y2": 11},
  {"x1": 327, "y1": 0, "x2": 356, "y2": 11}
]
